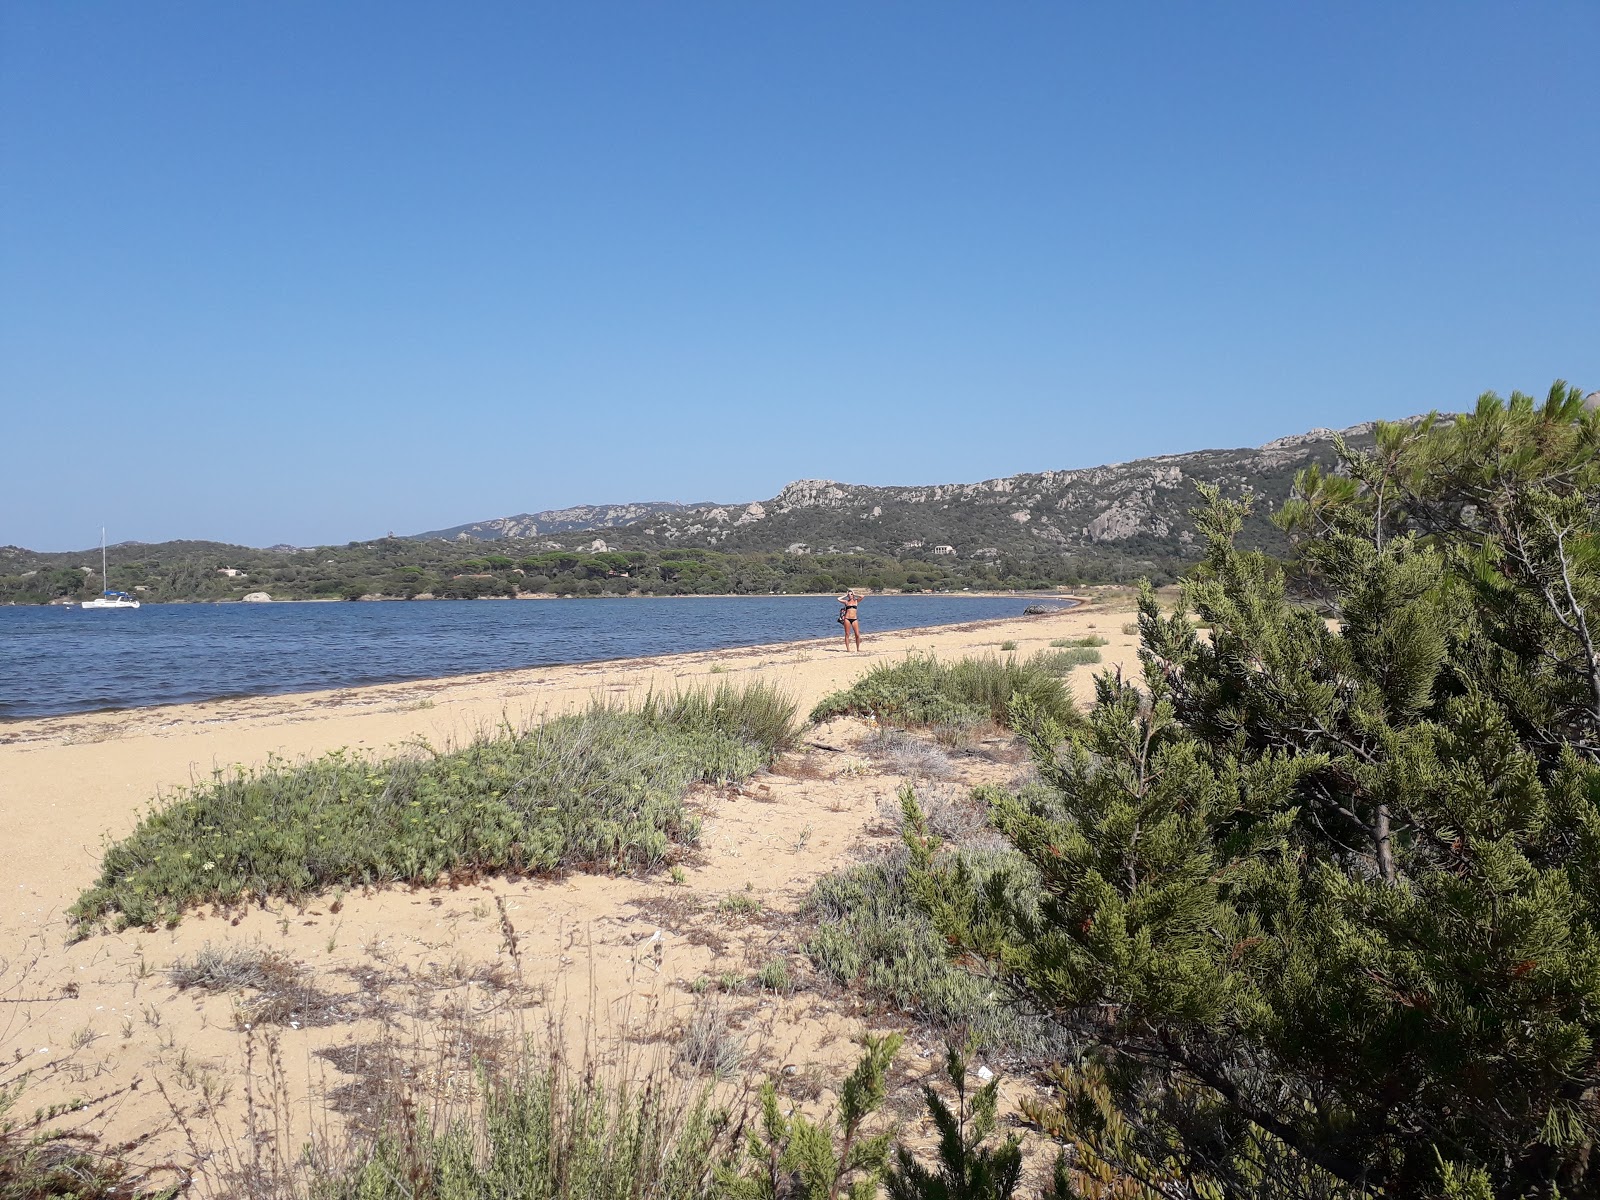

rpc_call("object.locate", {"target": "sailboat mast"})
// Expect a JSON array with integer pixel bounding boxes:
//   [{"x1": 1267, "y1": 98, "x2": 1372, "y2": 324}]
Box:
[{"x1": 102, "y1": 527, "x2": 107, "y2": 595}]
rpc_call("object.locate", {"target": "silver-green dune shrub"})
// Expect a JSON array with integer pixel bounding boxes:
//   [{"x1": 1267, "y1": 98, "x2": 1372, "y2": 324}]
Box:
[
  {"x1": 73, "y1": 683, "x2": 797, "y2": 931},
  {"x1": 809, "y1": 654, "x2": 1074, "y2": 731}
]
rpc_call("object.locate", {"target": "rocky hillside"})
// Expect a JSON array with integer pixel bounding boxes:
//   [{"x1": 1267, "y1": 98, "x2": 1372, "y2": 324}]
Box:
[
  {"x1": 414, "y1": 501, "x2": 721, "y2": 542},
  {"x1": 424, "y1": 421, "x2": 1389, "y2": 576},
  {"x1": 2, "y1": 420, "x2": 1399, "y2": 602}
]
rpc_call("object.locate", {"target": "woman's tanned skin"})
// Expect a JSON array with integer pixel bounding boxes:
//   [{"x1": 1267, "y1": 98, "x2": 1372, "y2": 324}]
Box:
[{"x1": 837, "y1": 588, "x2": 863, "y2": 651}]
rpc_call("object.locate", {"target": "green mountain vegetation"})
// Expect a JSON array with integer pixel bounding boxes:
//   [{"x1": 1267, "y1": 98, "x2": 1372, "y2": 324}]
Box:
[
  {"x1": 0, "y1": 540, "x2": 1088, "y2": 605},
  {"x1": 0, "y1": 422, "x2": 1391, "y2": 604}
]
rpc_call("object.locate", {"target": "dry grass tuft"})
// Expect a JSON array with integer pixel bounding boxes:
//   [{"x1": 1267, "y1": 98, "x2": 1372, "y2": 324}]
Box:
[
  {"x1": 168, "y1": 942, "x2": 350, "y2": 1029},
  {"x1": 868, "y1": 727, "x2": 955, "y2": 779},
  {"x1": 678, "y1": 999, "x2": 746, "y2": 1080}
]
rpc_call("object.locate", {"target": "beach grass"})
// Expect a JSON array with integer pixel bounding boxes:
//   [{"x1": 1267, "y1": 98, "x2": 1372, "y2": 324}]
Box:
[
  {"x1": 70, "y1": 682, "x2": 797, "y2": 932},
  {"x1": 1028, "y1": 645, "x2": 1102, "y2": 674},
  {"x1": 314, "y1": 1042, "x2": 738, "y2": 1200},
  {"x1": 638, "y1": 678, "x2": 800, "y2": 760},
  {"x1": 808, "y1": 652, "x2": 1075, "y2": 730}
]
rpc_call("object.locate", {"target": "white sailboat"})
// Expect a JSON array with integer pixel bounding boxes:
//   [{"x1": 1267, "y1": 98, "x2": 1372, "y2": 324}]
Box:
[{"x1": 81, "y1": 529, "x2": 140, "y2": 609}]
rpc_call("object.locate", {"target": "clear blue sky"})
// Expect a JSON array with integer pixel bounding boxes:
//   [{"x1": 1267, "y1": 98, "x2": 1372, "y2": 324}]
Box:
[{"x1": 3, "y1": 2, "x2": 1596, "y2": 550}]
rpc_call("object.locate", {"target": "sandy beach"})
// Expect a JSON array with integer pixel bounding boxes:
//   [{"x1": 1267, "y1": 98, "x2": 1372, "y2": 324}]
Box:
[{"x1": 0, "y1": 591, "x2": 1140, "y2": 1189}]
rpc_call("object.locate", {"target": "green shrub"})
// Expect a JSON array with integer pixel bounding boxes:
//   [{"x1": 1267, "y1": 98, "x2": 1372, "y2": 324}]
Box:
[
  {"x1": 908, "y1": 392, "x2": 1600, "y2": 1196},
  {"x1": 1049, "y1": 635, "x2": 1107, "y2": 648},
  {"x1": 73, "y1": 684, "x2": 796, "y2": 931},
  {"x1": 809, "y1": 654, "x2": 1074, "y2": 731},
  {"x1": 753, "y1": 959, "x2": 791, "y2": 994},
  {"x1": 806, "y1": 841, "x2": 1050, "y2": 1052}
]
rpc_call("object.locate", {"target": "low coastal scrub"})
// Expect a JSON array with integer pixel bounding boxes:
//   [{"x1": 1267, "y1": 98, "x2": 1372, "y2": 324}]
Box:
[
  {"x1": 319, "y1": 1045, "x2": 739, "y2": 1200},
  {"x1": 808, "y1": 848, "x2": 1032, "y2": 1048},
  {"x1": 809, "y1": 653, "x2": 1075, "y2": 731},
  {"x1": 806, "y1": 790, "x2": 1056, "y2": 1054},
  {"x1": 317, "y1": 1030, "x2": 983, "y2": 1200},
  {"x1": 71, "y1": 682, "x2": 797, "y2": 931}
]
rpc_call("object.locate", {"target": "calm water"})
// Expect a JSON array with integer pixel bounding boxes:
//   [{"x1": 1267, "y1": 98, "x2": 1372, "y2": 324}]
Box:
[{"x1": 0, "y1": 595, "x2": 1053, "y2": 719}]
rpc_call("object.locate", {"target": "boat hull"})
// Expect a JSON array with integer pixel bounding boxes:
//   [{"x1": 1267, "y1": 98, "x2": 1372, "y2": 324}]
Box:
[{"x1": 81, "y1": 598, "x2": 140, "y2": 609}]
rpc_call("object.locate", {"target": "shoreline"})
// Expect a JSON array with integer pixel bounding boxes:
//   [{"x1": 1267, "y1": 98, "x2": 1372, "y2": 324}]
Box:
[
  {"x1": 2, "y1": 595, "x2": 1085, "y2": 725},
  {"x1": 13, "y1": 587, "x2": 1078, "y2": 607},
  {"x1": 0, "y1": 599, "x2": 1087, "y2": 736}
]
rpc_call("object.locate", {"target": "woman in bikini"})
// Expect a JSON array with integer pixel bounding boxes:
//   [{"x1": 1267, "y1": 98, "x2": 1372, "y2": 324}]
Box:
[{"x1": 836, "y1": 588, "x2": 863, "y2": 652}]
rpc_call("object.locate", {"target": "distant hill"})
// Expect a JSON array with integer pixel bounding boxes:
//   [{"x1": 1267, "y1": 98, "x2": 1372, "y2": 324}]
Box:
[
  {"x1": 1, "y1": 418, "x2": 1413, "y2": 603},
  {"x1": 412, "y1": 501, "x2": 723, "y2": 542},
  {"x1": 418, "y1": 421, "x2": 1394, "y2": 575}
]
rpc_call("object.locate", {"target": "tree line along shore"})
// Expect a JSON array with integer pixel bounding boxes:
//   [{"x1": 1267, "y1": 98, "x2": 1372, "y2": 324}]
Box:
[{"x1": 0, "y1": 543, "x2": 1172, "y2": 605}]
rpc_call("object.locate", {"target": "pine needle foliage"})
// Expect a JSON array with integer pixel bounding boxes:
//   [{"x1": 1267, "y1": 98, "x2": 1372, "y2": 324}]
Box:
[
  {"x1": 907, "y1": 386, "x2": 1600, "y2": 1197},
  {"x1": 718, "y1": 1034, "x2": 903, "y2": 1200},
  {"x1": 885, "y1": 1039, "x2": 1022, "y2": 1200}
]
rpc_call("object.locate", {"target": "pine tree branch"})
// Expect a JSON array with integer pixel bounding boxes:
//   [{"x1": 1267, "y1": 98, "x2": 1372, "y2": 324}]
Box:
[
  {"x1": 1543, "y1": 515, "x2": 1600, "y2": 740},
  {"x1": 1147, "y1": 1038, "x2": 1372, "y2": 1190},
  {"x1": 1374, "y1": 802, "x2": 1396, "y2": 885}
]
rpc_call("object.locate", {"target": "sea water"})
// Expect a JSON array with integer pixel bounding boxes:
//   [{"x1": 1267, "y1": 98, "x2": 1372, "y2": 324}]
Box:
[{"x1": 0, "y1": 594, "x2": 1059, "y2": 719}]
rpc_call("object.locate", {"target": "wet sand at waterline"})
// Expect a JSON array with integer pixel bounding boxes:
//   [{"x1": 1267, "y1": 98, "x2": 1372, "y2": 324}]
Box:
[{"x1": 0, "y1": 593, "x2": 1138, "y2": 1189}]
